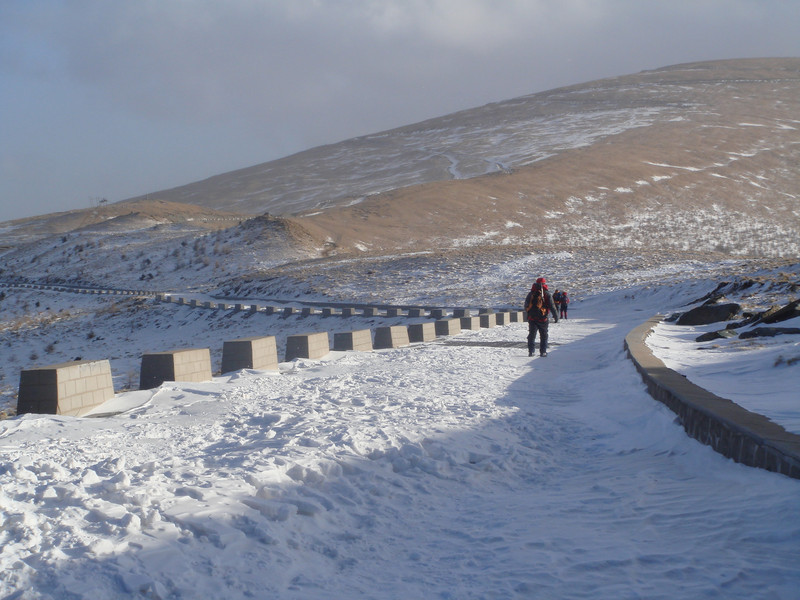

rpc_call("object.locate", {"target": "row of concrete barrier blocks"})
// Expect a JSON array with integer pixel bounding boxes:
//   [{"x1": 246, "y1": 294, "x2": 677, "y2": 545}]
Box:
[
  {"x1": 16, "y1": 312, "x2": 525, "y2": 417},
  {"x1": 329, "y1": 314, "x2": 516, "y2": 349},
  {"x1": 17, "y1": 359, "x2": 115, "y2": 417}
]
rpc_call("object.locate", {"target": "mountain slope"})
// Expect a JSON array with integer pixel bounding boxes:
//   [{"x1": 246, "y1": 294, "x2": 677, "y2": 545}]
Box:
[
  {"x1": 122, "y1": 58, "x2": 799, "y2": 222},
  {"x1": 1, "y1": 58, "x2": 798, "y2": 292},
  {"x1": 292, "y1": 58, "x2": 800, "y2": 256},
  {"x1": 113, "y1": 58, "x2": 800, "y2": 260}
]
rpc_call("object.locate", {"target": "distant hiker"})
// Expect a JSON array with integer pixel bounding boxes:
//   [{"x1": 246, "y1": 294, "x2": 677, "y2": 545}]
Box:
[
  {"x1": 524, "y1": 277, "x2": 559, "y2": 357},
  {"x1": 559, "y1": 290, "x2": 569, "y2": 319},
  {"x1": 553, "y1": 289, "x2": 563, "y2": 312}
]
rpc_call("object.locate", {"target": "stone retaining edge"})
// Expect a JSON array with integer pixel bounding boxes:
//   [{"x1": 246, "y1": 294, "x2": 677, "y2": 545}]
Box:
[{"x1": 625, "y1": 315, "x2": 800, "y2": 479}]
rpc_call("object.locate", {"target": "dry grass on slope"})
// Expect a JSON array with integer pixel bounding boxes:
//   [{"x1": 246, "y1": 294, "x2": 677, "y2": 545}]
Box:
[
  {"x1": 297, "y1": 65, "x2": 800, "y2": 258},
  {"x1": 1, "y1": 199, "x2": 247, "y2": 245}
]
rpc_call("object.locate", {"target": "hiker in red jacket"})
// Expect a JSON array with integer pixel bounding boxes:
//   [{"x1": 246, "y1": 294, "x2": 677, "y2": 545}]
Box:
[{"x1": 524, "y1": 277, "x2": 559, "y2": 357}]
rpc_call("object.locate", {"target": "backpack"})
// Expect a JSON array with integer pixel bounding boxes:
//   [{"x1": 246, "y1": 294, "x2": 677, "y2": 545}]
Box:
[{"x1": 526, "y1": 285, "x2": 548, "y2": 319}]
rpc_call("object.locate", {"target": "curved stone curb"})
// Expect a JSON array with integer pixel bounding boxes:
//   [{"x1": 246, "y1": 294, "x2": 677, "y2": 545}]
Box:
[{"x1": 625, "y1": 315, "x2": 800, "y2": 479}]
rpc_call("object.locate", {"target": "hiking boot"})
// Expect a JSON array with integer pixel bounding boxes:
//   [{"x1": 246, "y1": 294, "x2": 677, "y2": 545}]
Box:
[
  {"x1": 528, "y1": 351, "x2": 533, "y2": 357},
  {"x1": 540, "y1": 352, "x2": 547, "y2": 357}
]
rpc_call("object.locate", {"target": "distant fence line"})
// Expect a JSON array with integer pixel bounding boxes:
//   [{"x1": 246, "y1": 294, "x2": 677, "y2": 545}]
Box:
[
  {"x1": 0, "y1": 281, "x2": 520, "y2": 314},
  {"x1": 0, "y1": 280, "x2": 157, "y2": 297}
]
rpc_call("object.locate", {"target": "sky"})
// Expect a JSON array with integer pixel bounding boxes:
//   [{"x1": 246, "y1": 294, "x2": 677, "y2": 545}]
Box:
[{"x1": 1, "y1": 0, "x2": 799, "y2": 223}]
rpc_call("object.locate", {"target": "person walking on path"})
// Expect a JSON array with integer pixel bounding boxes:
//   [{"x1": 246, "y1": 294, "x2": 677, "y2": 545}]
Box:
[
  {"x1": 524, "y1": 277, "x2": 559, "y2": 357},
  {"x1": 559, "y1": 290, "x2": 569, "y2": 319},
  {"x1": 553, "y1": 289, "x2": 563, "y2": 316}
]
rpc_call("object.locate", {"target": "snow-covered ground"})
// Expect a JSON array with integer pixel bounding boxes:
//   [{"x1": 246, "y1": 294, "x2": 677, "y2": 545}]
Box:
[
  {"x1": 1, "y1": 270, "x2": 798, "y2": 599},
  {"x1": 649, "y1": 315, "x2": 800, "y2": 435}
]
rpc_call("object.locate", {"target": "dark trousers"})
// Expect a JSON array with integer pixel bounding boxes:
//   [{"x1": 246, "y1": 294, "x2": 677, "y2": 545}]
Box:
[{"x1": 527, "y1": 320, "x2": 549, "y2": 355}]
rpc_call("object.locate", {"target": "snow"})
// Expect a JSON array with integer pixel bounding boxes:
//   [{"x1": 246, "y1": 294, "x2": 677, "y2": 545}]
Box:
[
  {"x1": 1, "y1": 279, "x2": 799, "y2": 598},
  {"x1": 644, "y1": 161, "x2": 704, "y2": 172}
]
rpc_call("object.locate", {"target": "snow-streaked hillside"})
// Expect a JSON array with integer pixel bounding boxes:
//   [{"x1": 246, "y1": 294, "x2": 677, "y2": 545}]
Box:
[
  {"x1": 120, "y1": 58, "x2": 800, "y2": 221},
  {"x1": 0, "y1": 214, "x2": 320, "y2": 293},
  {"x1": 130, "y1": 103, "x2": 671, "y2": 216}
]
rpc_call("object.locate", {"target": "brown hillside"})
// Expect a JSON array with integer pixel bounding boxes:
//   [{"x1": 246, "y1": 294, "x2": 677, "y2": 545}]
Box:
[{"x1": 296, "y1": 59, "x2": 800, "y2": 257}]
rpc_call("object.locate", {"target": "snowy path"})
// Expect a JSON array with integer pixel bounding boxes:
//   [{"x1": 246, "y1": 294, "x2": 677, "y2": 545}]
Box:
[{"x1": 1, "y1": 303, "x2": 799, "y2": 598}]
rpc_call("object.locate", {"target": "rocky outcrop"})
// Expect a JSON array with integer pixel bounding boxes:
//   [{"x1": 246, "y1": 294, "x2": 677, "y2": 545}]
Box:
[
  {"x1": 694, "y1": 329, "x2": 738, "y2": 343},
  {"x1": 757, "y1": 299, "x2": 800, "y2": 324},
  {"x1": 676, "y1": 303, "x2": 741, "y2": 326},
  {"x1": 691, "y1": 298, "x2": 800, "y2": 341},
  {"x1": 739, "y1": 327, "x2": 800, "y2": 340}
]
